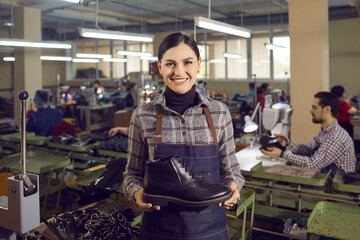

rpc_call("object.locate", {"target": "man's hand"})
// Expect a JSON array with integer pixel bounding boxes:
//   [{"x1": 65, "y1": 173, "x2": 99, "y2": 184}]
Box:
[
  {"x1": 261, "y1": 146, "x2": 283, "y2": 158},
  {"x1": 218, "y1": 182, "x2": 240, "y2": 209},
  {"x1": 274, "y1": 134, "x2": 289, "y2": 147},
  {"x1": 134, "y1": 189, "x2": 161, "y2": 212}
]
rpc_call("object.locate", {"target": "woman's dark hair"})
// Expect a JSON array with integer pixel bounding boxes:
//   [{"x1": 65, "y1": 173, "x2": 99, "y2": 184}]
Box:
[
  {"x1": 330, "y1": 85, "x2": 345, "y2": 98},
  {"x1": 158, "y1": 32, "x2": 200, "y2": 62},
  {"x1": 314, "y1": 91, "x2": 340, "y2": 118},
  {"x1": 258, "y1": 83, "x2": 269, "y2": 93}
]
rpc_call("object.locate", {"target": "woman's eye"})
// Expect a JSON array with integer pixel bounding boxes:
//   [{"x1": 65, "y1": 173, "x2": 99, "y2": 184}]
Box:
[
  {"x1": 185, "y1": 61, "x2": 193, "y2": 65},
  {"x1": 165, "y1": 63, "x2": 174, "y2": 67}
]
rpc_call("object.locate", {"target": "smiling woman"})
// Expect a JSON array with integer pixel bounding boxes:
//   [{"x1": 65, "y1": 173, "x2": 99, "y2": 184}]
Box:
[{"x1": 123, "y1": 32, "x2": 245, "y2": 240}]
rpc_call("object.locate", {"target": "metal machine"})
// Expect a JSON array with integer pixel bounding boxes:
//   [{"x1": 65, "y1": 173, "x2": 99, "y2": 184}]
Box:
[
  {"x1": 262, "y1": 102, "x2": 293, "y2": 137},
  {"x1": 0, "y1": 90, "x2": 40, "y2": 234}
]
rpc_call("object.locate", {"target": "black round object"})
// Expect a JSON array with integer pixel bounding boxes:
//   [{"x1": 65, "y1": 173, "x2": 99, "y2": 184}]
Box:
[{"x1": 18, "y1": 90, "x2": 29, "y2": 100}]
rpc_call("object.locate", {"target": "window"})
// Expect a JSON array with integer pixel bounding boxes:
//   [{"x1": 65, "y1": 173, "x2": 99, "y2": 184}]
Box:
[
  {"x1": 227, "y1": 39, "x2": 247, "y2": 79},
  {"x1": 252, "y1": 37, "x2": 270, "y2": 79},
  {"x1": 72, "y1": 41, "x2": 153, "y2": 80},
  {"x1": 273, "y1": 36, "x2": 290, "y2": 79}
]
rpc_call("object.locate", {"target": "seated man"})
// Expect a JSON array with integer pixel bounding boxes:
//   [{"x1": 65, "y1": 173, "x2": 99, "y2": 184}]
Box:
[
  {"x1": 27, "y1": 89, "x2": 63, "y2": 137},
  {"x1": 261, "y1": 91, "x2": 356, "y2": 175}
]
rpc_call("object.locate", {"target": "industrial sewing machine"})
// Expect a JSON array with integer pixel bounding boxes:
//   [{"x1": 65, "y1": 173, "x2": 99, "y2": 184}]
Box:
[
  {"x1": 260, "y1": 90, "x2": 293, "y2": 150},
  {"x1": 0, "y1": 91, "x2": 40, "y2": 236}
]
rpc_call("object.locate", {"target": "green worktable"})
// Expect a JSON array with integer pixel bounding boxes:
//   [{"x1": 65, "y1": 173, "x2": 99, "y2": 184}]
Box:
[
  {"x1": 0, "y1": 150, "x2": 70, "y2": 174},
  {"x1": 227, "y1": 188, "x2": 255, "y2": 240},
  {"x1": 7, "y1": 132, "x2": 50, "y2": 146},
  {"x1": 332, "y1": 171, "x2": 360, "y2": 194},
  {"x1": 0, "y1": 150, "x2": 71, "y2": 217},
  {"x1": 307, "y1": 201, "x2": 360, "y2": 240}
]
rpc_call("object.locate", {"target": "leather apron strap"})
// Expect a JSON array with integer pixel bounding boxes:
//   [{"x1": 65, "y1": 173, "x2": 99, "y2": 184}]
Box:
[{"x1": 154, "y1": 105, "x2": 217, "y2": 145}]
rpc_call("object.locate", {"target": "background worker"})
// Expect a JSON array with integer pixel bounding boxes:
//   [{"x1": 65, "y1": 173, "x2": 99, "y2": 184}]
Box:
[
  {"x1": 261, "y1": 91, "x2": 356, "y2": 176},
  {"x1": 26, "y1": 89, "x2": 62, "y2": 137},
  {"x1": 257, "y1": 83, "x2": 271, "y2": 109},
  {"x1": 331, "y1": 85, "x2": 359, "y2": 138}
]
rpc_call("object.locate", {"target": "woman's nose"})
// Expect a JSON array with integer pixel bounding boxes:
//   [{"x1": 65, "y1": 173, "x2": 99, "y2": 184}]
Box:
[{"x1": 173, "y1": 64, "x2": 184, "y2": 75}]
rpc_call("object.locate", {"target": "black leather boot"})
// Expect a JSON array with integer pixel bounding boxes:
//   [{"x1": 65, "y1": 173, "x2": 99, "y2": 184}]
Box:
[{"x1": 143, "y1": 157, "x2": 232, "y2": 207}]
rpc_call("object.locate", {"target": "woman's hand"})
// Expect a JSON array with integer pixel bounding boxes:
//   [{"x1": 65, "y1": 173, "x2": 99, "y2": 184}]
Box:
[
  {"x1": 274, "y1": 134, "x2": 289, "y2": 147},
  {"x1": 218, "y1": 182, "x2": 240, "y2": 209},
  {"x1": 134, "y1": 189, "x2": 161, "y2": 212}
]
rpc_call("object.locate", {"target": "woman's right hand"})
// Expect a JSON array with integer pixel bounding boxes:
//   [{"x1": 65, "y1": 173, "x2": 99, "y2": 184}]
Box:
[
  {"x1": 134, "y1": 189, "x2": 161, "y2": 212},
  {"x1": 274, "y1": 134, "x2": 289, "y2": 147}
]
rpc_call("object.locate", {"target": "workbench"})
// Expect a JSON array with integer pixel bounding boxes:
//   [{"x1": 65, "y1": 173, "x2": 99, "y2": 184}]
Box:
[
  {"x1": 77, "y1": 103, "x2": 114, "y2": 132},
  {"x1": 307, "y1": 201, "x2": 360, "y2": 240}
]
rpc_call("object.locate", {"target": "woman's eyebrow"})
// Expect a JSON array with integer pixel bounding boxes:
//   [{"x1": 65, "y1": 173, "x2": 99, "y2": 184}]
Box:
[{"x1": 163, "y1": 57, "x2": 195, "y2": 62}]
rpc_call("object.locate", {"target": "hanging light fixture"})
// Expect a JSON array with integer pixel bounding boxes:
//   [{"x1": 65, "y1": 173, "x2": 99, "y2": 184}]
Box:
[
  {"x1": 140, "y1": 56, "x2": 158, "y2": 61},
  {"x1": 63, "y1": 0, "x2": 82, "y2": 3},
  {"x1": 72, "y1": 58, "x2": 99, "y2": 63},
  {"x1": 103, "y1": 58, "x2": 128, "y2": 62},
  {"x1": 0, "y1": 39, "x2": 71, "y2": 49},
  {"x1": 265, "y1": 43, "x2": 286, "y2": 51},
  {"x1": 223, "y1": 52, "x2": 242, "y2": 59},
  {"x1": 80, "y1": 28, "x2": 154, "y2": 42},
  {"x1": 40, "y1": 56, "x2": 72, "y2": 61},
  {"x1": 117, "y1": 50, "x2": 152, "y2": 57},
  {"x1": 76, "y1": 53, "x2": 112, "y2": 58},
  {"x1": 194, "y1": 16, "x2": 251, "y2": 38},
  {"x1": 3, "y1": 56, "x2": 15, "y2": 62}
]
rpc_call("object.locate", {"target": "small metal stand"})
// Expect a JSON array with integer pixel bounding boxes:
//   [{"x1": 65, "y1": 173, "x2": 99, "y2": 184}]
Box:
[{"x1": 0, "y1": 90, "x2": 40, "y2": 234}]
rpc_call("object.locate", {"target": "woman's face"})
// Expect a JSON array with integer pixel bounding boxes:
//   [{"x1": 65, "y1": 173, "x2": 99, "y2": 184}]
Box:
[{"x1": 157, "y1": 43, "x2": 201, "y2": 94}]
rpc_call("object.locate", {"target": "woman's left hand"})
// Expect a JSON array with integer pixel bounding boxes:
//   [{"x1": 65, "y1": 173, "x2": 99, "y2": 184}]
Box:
[{"x1": 218, "y1": 182, "x2": 240, "y2": 209}]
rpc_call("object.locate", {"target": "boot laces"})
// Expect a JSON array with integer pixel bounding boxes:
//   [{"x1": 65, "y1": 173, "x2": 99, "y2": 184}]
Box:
[{"x1": 179, "y1": 158, "x2": 195, "y2": 179}]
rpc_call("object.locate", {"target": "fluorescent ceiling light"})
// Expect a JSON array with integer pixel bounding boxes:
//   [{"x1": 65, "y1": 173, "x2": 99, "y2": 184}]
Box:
[
  {"x1": 207, "y1": 59, "x2": 225, "y2": 63},
  {"x1": 72, "y1": 58, "x2": 99, "y2": 63},
  {"x1": 0, "y1": 38, "x2": 71, "y2": 49},
  {"x1": 103, "y1": 58, "x2": 128, "y2": 62},
  {"x1": 265, "y1": 43, "x2": 286, "y2": 51},
  {"x1": 223, "y1": 52, "x2": 242, "y2": 59},
  {"x1": 40, "y1": 56, "x2": 72, "y2": 61},
  {"x1": 3, "y1": 57, "x2": 15, "y2": 62},
  {"x1": 80, "y1": 28, "x2": 154, "y2": 42},
  {"x1": 117, "y1": 50, "x2": 152, "y2": 57},
  {"x1": 63, "y1": 0, "x2": 81, "y2": 3},
  {"x1": 140, "y1": 56, "x2": 158, "y2": 61},
  {"x1": 195, "y1": 16, "x2": 251, "y2": 38},
  {"x1": 76, "y1": 53, "x2": 112, "y2": 58}
]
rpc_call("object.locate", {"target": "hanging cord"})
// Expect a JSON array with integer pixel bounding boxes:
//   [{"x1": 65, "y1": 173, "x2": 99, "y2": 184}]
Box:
[
  {"x1": 95, "y1": 0, "x2": 100, "y2": 29},
  {"x1": 240, "y1": 0, "x2": 243, "y2": 27},
  {"x1": 208, "y1": 0, "x2": 211, "y2": 19},
  {"x1": 10, "y1": 0, "x2": 14, "y2": 38}
]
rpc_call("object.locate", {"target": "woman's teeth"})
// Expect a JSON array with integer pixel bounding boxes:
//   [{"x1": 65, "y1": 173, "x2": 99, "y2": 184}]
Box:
[{"x1": 172, "y1": 78, "x2": 187, "y2": 82}]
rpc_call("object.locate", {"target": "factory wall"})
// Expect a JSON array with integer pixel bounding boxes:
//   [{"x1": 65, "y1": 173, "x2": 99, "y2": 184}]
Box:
[{"x1": 329, "y1": 17, "x2": 360, "y2": 98}]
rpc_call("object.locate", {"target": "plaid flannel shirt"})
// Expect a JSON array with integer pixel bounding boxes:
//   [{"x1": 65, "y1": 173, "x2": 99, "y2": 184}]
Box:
[
  {"x1": 123, "y1": 91, "x2": 245, "y2": 203},
  {"x1": 283, "y1": 120, "x2": 356, "y2": 173}
]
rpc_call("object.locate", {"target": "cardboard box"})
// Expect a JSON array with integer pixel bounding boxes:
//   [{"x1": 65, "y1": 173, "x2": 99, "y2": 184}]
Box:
[
  {"x1": 114, "y1": 111, "x2": 133, "y2": 127},
  {"x1": 76, "y1": 131, "x2": 91, "y2": 141}
]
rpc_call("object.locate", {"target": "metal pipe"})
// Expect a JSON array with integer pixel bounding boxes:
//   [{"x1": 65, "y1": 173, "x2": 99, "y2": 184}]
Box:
[{"x1": 18, "y1": 90, "x2": 28, "y2": 178}]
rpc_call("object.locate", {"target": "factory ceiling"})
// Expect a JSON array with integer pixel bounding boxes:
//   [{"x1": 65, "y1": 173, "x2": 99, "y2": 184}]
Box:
[{"x1": 0, "y1": 0, "x2": 357, "y2": 41}]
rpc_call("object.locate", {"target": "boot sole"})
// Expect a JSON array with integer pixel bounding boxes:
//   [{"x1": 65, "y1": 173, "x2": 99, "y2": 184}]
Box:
[{"x1": 143, "y1": 192, "x2": 232, "y2": 207}]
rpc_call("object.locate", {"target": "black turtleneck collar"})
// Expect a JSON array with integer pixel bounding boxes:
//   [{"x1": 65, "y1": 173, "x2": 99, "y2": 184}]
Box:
[{"x1": 164, "y1": 84, "x2": 198, "y2": 115}]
